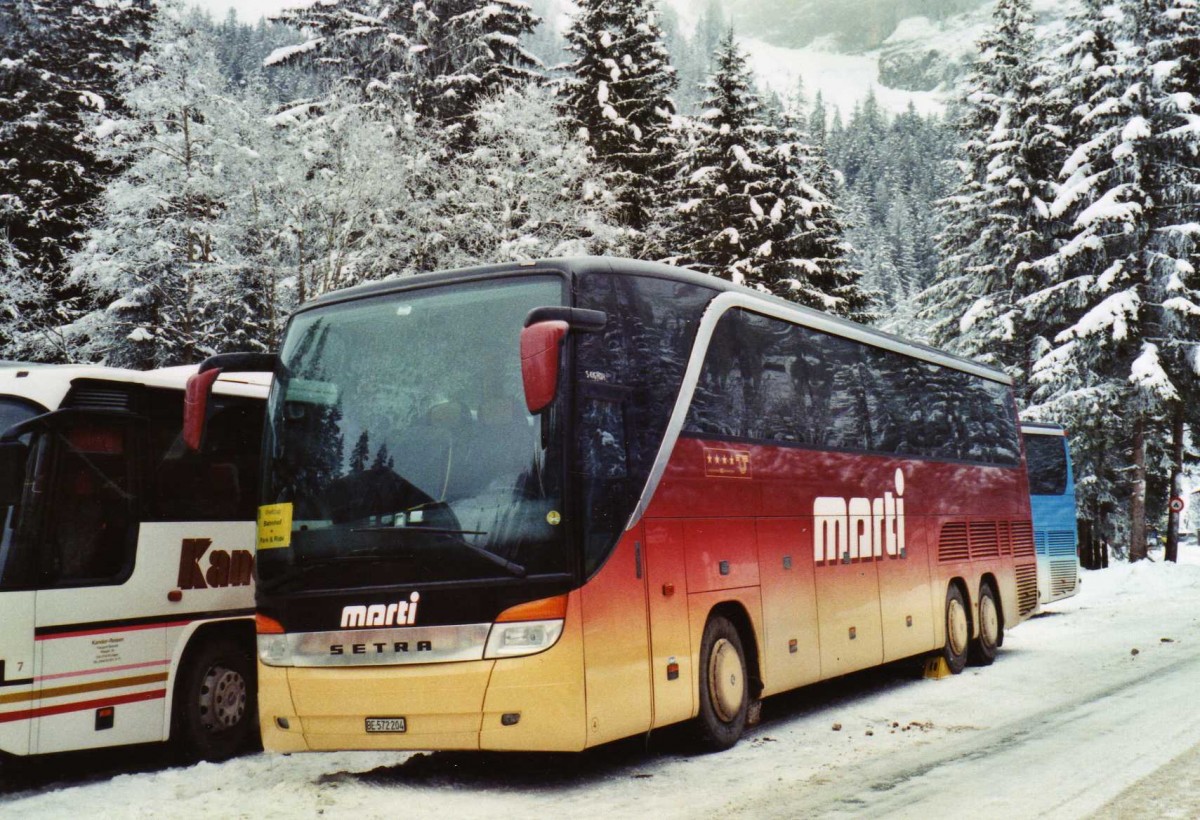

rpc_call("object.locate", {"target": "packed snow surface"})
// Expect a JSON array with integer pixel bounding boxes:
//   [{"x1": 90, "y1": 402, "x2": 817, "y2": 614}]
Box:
[{"x1": 6, "y1": 545, "x2": 1200, "y2": 818}]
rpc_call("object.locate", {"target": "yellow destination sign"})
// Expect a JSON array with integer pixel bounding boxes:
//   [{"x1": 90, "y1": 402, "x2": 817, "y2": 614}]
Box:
[{"x1": 257, "y1": 502, "x2": 294, "y2": 550}]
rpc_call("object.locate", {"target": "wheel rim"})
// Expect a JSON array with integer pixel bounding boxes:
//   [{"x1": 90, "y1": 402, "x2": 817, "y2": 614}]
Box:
[
  {"x1": 198, "y1": 664, "x2": 247, "y2": 733},
  {"x1": 708, "y1": 637, "x2": 744, "y2": 723},
  {"x1": 947, "y1": 598, "x2": 969, "y2": 658},
  {"x1": 980, "y1": 594, "x2": 999, "y2": 647}
]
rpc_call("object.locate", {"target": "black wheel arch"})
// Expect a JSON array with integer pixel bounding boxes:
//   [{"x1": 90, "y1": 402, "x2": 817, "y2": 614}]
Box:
[{"x1": 170, "y1": 618, "x2": 256, "y2": 742}]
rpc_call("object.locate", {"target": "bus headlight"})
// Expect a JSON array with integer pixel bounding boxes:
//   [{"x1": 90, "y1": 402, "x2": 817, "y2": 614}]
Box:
[
  {"x1": 258, "y1": 634, "x2": 292, "y2": 666},
  {"x1": 484, "y1": 619, "x2": 564, "y2": 658}
]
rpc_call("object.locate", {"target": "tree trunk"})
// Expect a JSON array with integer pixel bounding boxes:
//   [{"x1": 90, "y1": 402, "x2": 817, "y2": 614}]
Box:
[
  {"x1": 1165, "y1": 406, "x2": 1185, "y2": 563},
  {"x1": 1129, "y1": 416, "x2": 1148, "y2": 562}
]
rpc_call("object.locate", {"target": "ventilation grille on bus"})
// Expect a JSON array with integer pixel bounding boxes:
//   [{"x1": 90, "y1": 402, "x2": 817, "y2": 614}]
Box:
[
  {"x1": 969, "y1": 521, "x2": 1001, "y2": 560},
  {"x1": 1050, "y1": 559, "x2": 1078, "y2": 595},
  {"x1": 999, "y1": 521, "x2": 1012, "y2": 555},
  {"x1": 61, "y1": 383, "x2": 132, "y2": 412},
  {"x1": 1016, "y1": 562, "x2": 1039, "y2": 616},
  {"x1": 1011, "y1": 521, "x2": 1036, "y2": 558},
  {"x1": 938, "y1": 522, "x2": 970, "y2": 563},
  {"x1": 1047, "y1": 531, "x2": 1076, "y2": 557},
  {"x1": 1035, "y1": 531, "x2": 1048, "y2": 556}
]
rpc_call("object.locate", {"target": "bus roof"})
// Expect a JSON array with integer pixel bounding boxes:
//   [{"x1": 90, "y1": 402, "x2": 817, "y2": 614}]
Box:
[
  {"x1": 0, "y1": 363, "x2": 270, "y2": 411},
  {"x1": 297, "y1": 257, "x2": 1012, "y2": 386}
]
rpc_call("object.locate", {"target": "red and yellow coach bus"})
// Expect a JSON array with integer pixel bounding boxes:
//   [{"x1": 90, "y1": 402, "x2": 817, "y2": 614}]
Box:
[{"x1": 192, "y1": 258, "x2": 1036, "y2": 753}]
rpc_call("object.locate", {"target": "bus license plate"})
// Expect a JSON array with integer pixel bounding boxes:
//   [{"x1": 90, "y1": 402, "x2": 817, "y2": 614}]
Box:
[{"x1": 365, "y1": 717, "x2": 407, "y2": 733}]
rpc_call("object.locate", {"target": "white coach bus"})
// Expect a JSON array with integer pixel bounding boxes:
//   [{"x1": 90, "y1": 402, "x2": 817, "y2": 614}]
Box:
[{"x1": 0, "y1": 361, "x2": 268, "y2": 760}]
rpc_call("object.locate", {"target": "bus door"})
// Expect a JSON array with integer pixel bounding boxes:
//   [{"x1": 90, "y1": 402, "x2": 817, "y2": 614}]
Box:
[
  {"x1": 577, "y1": 386, "x2": 653, "y2": 745},
  {"x1": 28, "y1": 417, "x2": 168, "y2": 754},
  {"x1": 0, "y1": 435, "x2": 36, "y2": 755}
]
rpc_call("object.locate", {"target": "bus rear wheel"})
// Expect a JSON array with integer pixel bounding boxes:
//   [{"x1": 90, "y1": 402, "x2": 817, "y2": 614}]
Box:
[
  {"x1": 942, "y1": 585, "x2": 969, "y2": 675},
  {"x1": 173, "y1": 637, "x2": 257, "y2": 762},
  {"x1": 694, "y1": 615, "x2": 748, "y2": 752},
  {"x1": 970, "y1": 582, "x2": 1001, "y2": 666}
]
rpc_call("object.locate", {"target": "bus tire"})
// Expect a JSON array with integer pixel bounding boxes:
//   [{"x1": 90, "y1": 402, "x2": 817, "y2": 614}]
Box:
[
  {"x1": 942, "y1": 585, "x2": 969, "y2": 675},
  {"x1": 173, "y1": 637, "x2": 257, "y2": 761},
  {"x1": 970, "y1": 582, "x2": 1001, "y2": 666},
  {"x1": 694, "y1": 615, "x2": 748, "y2": 752}
]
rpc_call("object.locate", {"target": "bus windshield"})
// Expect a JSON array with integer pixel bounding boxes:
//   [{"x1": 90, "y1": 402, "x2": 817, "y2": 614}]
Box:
[{"x1": 258, "y1": 276, "x2": 568, "y2": 591}]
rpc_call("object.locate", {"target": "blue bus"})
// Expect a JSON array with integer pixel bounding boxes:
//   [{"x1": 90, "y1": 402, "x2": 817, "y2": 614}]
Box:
[{"x1": 1022, "y1": 423, "x2": 1080, "y2": 607}]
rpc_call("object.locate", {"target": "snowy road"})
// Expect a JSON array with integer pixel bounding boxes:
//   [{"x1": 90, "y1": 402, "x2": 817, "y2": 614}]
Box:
[{"x1": 4, "y1": 551, "x2": 1200, "y2": 819}]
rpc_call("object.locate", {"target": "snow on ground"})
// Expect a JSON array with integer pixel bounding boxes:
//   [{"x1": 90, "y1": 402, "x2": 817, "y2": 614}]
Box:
[
  {"x1": 5, "y1": 544, "x2": 1200, "y2": 818},
  {"x1": 742, "y1": 35, "x2": 948, "y2": 119}
]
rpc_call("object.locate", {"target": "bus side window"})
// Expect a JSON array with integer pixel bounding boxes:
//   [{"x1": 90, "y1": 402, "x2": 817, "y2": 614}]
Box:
[
  {"x1": 43, "y1": 423, "x2": 137, "y2": 587},
  {"x1": 151, "y1": 394, "x2": 265, "y2": 522},
  {"x1": 578, "y1": 393, "x2": 628, "y2": 480}
]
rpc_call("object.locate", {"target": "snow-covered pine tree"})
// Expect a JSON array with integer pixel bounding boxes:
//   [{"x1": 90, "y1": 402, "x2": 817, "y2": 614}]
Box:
[
  {"x1": 409, "y1": 0, "x2": 540, "y2": 135},
  {"x1": 420, "y1": 85, "x2": 628, "y2": 268},
  {"x1": 71, "y1": 7, "x2": 283, "y2": 367},
  {"x1": 668, "y1": 32, "x2": 871, "y2": 319},
  {"x1": 258, "y1": 92, "x2": 438, "y2": 300},
  {"x1": 1024, "y1": 0, "x2": 1200, "y2": 559},
  {"x1": 560, "y1": 0, "x2": 679, "y2": 235},
  {"x1": 266, "y1": 0, "x2": 416, "y2": 105},
  {"x1": 0, "y1": 0, "x2": 154, "y2": 361},
  {"x1": 268, "y1": 0, "x2": 539, "y2": 139},
  {"x1": 760, "y1": 102, "x2": 875, "y2": 321},
  {"x1": 921, "y1": 0, "x2": 1062, "y2": 390},
  {"x1": 1125, "y1": 0, "x2": 1200, "y2": 559},
  {"x1": 667, "y1": 29, "x2": 776, "y2": 290},
  {"x1": 1020, "y1": 0, "x2": 1134, "y2": 546}
]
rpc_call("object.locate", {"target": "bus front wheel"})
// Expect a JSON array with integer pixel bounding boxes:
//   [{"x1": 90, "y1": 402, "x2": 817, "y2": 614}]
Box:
[
  {"x1": 942, "y1": 585, "x2": 969, "y2": 675},
  {"x1": 970, "y1": 582, "x2": 1001, "y2": 666},
  {"x1": 694, "y1": 615, "x2": 748, "y2": 752},
  {"x1": 173, "y1": 637, "x2": 258, "y2": 761}
]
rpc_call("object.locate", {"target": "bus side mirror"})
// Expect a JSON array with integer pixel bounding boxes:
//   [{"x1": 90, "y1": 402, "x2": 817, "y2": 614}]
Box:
[
  {"x1": 521, "y1": 320, "x2": 568, "y2": 414},
  {"x1": 183, "y1": 351, "x2": 278, "y2": 451},
  {"x1": 0, "y1": 440, "x2": 28, "y2": 505},
  {"x1": 183, "y1": 368, "x2": 223, "y2": 452}
]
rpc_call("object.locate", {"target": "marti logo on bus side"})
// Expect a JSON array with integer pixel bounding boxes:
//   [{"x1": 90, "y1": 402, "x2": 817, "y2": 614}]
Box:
[{"x1": 813, "y1": 469, "x2": 907, "y2": 565}]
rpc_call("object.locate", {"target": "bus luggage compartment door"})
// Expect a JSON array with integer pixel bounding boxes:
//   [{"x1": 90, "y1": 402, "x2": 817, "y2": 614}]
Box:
[{"x1": 0, "y1": 590, "x2": 35, "y2": 755}]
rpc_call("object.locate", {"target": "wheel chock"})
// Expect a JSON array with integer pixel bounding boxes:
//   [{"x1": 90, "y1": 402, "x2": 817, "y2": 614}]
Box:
[{"x1": 923, "y1": 656, "x2": 951, "y2": 679}]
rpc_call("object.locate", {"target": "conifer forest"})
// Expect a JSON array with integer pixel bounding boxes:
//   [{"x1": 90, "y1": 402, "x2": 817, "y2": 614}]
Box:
[{"x1": 1, "y1": 0, "x2": 1198, "y2": 560}]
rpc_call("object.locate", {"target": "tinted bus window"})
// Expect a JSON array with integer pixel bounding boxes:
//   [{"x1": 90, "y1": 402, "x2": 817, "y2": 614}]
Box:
[
  {"x1": 685, "y1": 309, "x2": 1020, "y2": 466},
  {"x1": 147, "y1": 389, "x2": 265, "y2": 522},
  {"x1": 1026, "y1": 434, "x2": 1068, "y2": 495},
  {"x1": 574, "y1": 273, "x2": 715, "y2": 574},
  {"x1": 0, "y1": 396, "x2": 44, "y2": 436}
]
